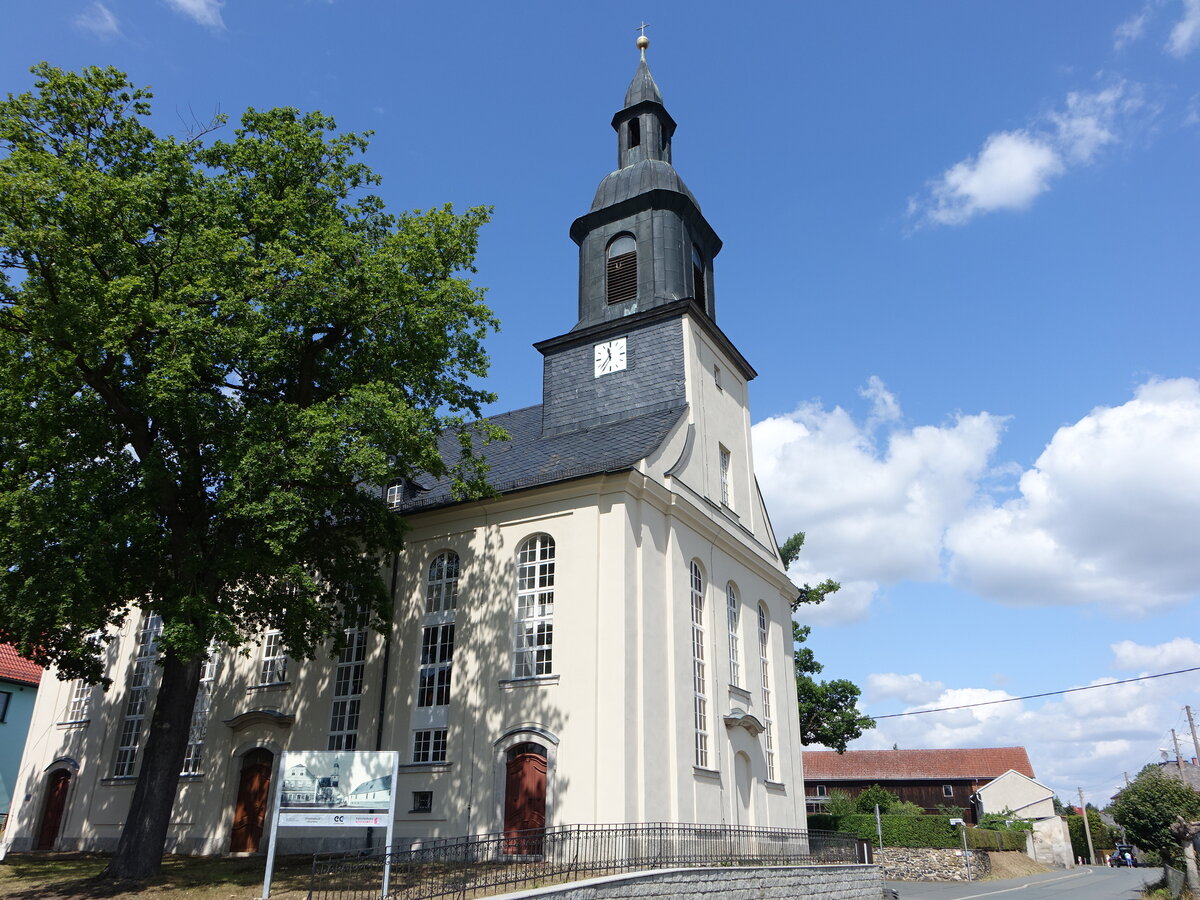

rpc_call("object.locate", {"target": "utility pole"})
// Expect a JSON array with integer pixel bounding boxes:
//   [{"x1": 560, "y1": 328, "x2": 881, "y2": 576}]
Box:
[
  {"x1": 1124, "y1": 771, "x2": 1131, "y2": 787},
  {"x1": 1187, "y1": 706, "x2": 1199, "y2": 767},
  {"x1": 1078, "y1": 787, "x2": 1097, "y2": 866},
  {"x1": 1173, "y1": 729, "x2": 1186, "y2": 776}
]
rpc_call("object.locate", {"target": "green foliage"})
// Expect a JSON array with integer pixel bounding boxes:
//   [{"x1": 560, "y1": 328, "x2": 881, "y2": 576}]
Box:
[
  {"x1": 806, "y1": 813, "x2": 840, "y2": 832},
  {"x1": 936, "y1": 804, "x2": 966, "y2": 818},
  {"x1": 0, "y1": 63, "x2": 500, "y2": 875},
  {"x1": 977, "y1": 808, "x2": 1033, "y2": 832},
  {"x1": 793, "y1": 621, "x2": 875, "y2": 751},
  {"x1": 890, "y1": 800, "x2": 927, "y2": 817},
  {"x1": 855, "y1": 783, "x2": 901, "y2": 814},
  {"x1": 965, "y1": 827, "x2": 1028, "y2": 851},
  {"x1": 1052, "y1": 796, "x2": 1073, "y2": 816},
  {"x1": 778, "y1": 532, "x2": 841, "y2": 606},
  {"x1": 1110, "y1": 765, "x2": 1200, "y2": 865},
  {"x1": 825, "y1": 789, "x2": 856, "y2": 818},
  {"x1": 1066, "y1": 811, "x2": 1119, "y2": 861},
  {"x1": 838, "y1": 814, "x2": 959, "y2": 849}
]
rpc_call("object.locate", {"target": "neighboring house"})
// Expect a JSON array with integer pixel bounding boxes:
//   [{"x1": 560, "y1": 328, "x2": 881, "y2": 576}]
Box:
[
  {"x1": 803, "y1": 747, "x2": 1037, "y2": 823},
  {"x1": 1, "y1": 645, "x2": 43, "y2": 832},
  {"x1": 5, "y1": 45, "x2": 805, "y2": 857},
  {"x1": 974, "y1": 769, "x2": 1055, "y2": 820}
]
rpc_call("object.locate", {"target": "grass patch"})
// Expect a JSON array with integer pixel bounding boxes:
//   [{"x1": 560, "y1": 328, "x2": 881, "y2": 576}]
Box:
[{"x1": 0, "y1": 853, "x2": 314, "y2": 900}]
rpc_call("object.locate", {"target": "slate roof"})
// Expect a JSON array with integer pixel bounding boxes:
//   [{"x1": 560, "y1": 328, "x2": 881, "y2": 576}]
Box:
[
  {"x1": 398, "y1": 403, "x2": 687, "y2": 514},
  {"x1": 0, "y1": 644, "x2": 43, "y2": 687},
  {"x1": 590, "y1": 159, "x2": 699, "y2": 213},
  {"x1": 804, "y1": 747, "x2": 1035, "y2": 781},
  {"x1": 624, "y1": 57, "x2": 663, "y2": 107}
]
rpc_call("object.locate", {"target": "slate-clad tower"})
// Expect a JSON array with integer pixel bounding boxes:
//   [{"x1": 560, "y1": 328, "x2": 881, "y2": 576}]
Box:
[{"x1": 536, "y1": 43, "x2": 751, "y2": 439}]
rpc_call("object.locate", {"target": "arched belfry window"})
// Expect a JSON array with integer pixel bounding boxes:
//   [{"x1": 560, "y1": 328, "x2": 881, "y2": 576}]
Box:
[
  {"x1": 628, "y1": 116, "x2": 641, "y2": 149},
  {"x1": 606, "y1": 235, "x2": 638, "y2": 305},
  {"x1": 692, "y1": 244, "x2": 707, "y2": 308}
]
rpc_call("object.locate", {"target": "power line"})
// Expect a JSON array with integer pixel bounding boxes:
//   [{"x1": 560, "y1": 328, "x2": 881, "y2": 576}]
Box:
[{"x1": 870, "y1": 666, "x2": 1200, "y2": 720}]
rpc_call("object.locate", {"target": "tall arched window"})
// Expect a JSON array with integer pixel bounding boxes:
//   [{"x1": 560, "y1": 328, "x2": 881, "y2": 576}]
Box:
[
  {"x1": 758, "y1": 604, "x2": 776, "y2": 782},
  {"x1": 726, "y1": 582, "x2": 741, "y2": 688},
  {"x1": 690, "y1": 561, "x2": 709, "y2": 767},
  {"x1": 514, "y1": 535, "x2": 555, "y2": 678},
  {"x1": 426, "y1": 551, "x2": 460, "y2": 614},
  {"x1": 606, "y1": 235, "x2": 637, "y2": 304}
]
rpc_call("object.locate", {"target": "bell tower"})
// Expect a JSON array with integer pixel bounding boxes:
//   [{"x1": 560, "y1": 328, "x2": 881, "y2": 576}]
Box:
[{"x1": 567, "y1": 36, "x2": 721, "y2": 330}]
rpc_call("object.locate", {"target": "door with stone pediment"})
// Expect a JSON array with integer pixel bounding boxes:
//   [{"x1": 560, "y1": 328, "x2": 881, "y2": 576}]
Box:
[
  {"x1": 503, "y1": 743, "x2": 547, "y2": 855},
  {"x1": 229, "y1": 748, "x2": 273, "y2": 853}
]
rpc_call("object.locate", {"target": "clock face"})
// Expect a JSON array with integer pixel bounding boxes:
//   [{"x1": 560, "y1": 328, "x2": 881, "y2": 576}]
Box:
[{"x1": 593, "y1": 337, "x2": 627, "y2": 377}]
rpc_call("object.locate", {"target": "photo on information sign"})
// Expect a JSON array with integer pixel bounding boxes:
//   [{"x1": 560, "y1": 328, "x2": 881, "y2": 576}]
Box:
[{"x1": 278, "y1": 750, "x2": 395, "y2": 810}]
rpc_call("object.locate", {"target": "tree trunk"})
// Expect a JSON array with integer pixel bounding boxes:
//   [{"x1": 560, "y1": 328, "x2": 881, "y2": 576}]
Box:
[
  {"x1": 1183, "y1": 836, "x2": 1200, "y2": 896},
  {"x1": 103, "y1": 650, "x2": 202, "y2": 880}
]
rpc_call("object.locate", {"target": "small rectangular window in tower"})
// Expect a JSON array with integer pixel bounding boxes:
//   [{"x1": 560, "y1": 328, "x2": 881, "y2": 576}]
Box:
[
  {"x1": 719, "y1": 446, "x2": 731, "y2": 507},
  {"x1": 628, "y1": 116, "x2": 640, "y2": 148}
]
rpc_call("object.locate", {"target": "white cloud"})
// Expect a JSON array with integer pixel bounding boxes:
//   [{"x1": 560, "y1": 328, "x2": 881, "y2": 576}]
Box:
[
  {"x1": 1111, "y1": 637, "x2": 1200, "y2": 670},
  {"x1": 74, "y1": 2, "x2": 120, "y2": 39},
  {"x1": 911, "y1": 83, "x2": 1142, "y2": 227},
  {"x1": 164, "y1": 0, "x2": 225, "y2": 28},
  {"x1": 947, "y1": 378, "x2": 1200, "y2": 613},
  {"x1": 1167, "y1": 0, "x2": 1200, "y2": 56},
  {"x1": 866, "y1": 672, "x2": 945, "y2": 705},
  {"x1": 1115, "y1": 5, "x2": 1153, "y2": 49}
]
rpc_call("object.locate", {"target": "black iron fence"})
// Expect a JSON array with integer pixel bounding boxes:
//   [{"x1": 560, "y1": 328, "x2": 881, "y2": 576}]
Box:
[{"x1": 309, "y1": 822, "x2": 862, "y2": 900}]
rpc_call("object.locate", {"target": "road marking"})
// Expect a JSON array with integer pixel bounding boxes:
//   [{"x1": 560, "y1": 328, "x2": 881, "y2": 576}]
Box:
[{"x1": 947, "y1": 869, "x2": 1091, "y2": 898}]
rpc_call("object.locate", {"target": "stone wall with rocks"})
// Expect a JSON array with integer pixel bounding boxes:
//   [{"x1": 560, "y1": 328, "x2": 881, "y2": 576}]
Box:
[
  {"x1": 876, "y1": 847, "x2": 991, "y2": 882},
  {"x1": 493, "y1": 864, "x2": 883, "y2": 900}
]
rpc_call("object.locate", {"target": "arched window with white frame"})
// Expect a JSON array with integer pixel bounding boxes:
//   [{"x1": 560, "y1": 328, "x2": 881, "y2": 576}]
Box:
[
  {"x1": 690, "y1": 561, "x2": 709, "y2": 768},
  {"x1": 513, "y1": 534, "x2": 555, "y2": 678},
  {"x1": 726, "y1": 582, "x2": 741, "y2": 687},
  {"x1": 758, "y1": 603, "x2": 776, "y2": 782},
  {"x1": 426, "y1": 551, "x2": 460, "y2": 614}
]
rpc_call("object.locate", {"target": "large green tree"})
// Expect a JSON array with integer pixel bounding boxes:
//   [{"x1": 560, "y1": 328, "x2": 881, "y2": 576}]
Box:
[
  {"x1": 0, "y1": 64, "x2": 499, "y2": 878},
  {"x1": 781, "y1": 532, "x2": 874, "y2": 752},
  {"x1": 1110, "y1": 765, "x2": 1200, "y2": 865}
]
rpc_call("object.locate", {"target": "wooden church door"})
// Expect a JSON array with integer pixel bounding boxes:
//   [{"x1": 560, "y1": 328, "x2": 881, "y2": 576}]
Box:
[
  {"x1": 35, "y1": 769, "x2": 71, "y2": 850},
  {"x1": 503, "y1": 743, "x2": 547, "y2": 855},
  {"x1": 229, "y1": 748, "x2": 273, "y2": 852}
]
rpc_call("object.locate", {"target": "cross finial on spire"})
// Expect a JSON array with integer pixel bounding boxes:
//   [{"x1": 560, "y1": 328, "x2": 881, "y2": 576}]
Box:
[{"x1": 635, "y1": 22, "x2": 650, "y2": 59}]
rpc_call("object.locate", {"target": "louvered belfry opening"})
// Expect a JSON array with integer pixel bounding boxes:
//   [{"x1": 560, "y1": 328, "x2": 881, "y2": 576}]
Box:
[{"x1": 606, "y1": 235, "x2": 638, "y2": 304}]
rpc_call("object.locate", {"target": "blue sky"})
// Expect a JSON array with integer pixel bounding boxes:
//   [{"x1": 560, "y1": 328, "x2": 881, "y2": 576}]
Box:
[{"x1": 7, "y1": 1, "x2": 1199, "y2": 808}]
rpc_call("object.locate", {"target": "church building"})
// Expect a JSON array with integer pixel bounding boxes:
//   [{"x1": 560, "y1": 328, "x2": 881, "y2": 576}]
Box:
[{"x1": 5, "y1": 39, "x2": 807, "y2": 856}]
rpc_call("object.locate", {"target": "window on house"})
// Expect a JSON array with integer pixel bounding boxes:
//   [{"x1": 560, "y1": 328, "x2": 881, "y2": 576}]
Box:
[
  {"x1": 386, "y1": 483, "x2": 404, "y2": 510},
  {"x1": 719, "y1": 446, "x2": 731, "y2": 507},
  {"x1": 758, "y1": 604, "x2": 776, "y2": 782},
  {"x1": 943, "y1": 784, "x2": 954, "y2": 797},
  {"x1": 411, "y1": 791, "x2": 433, "y2": 813},
  {"x1": 412, "y1": 728, "x2": 447, "y2": 764},
  {"x1": 328, "y1": 619, "x2": 368, "y2": 750},
  {"x1": 0, "y1": 690, "x2": 10, "y2": 723},
  {"x1": 426, "y1": 551, "x2": 460, "y2": 614},
  {"x1": 417, "y1": 624, "x2": 455, "y2": 707},
  {"x1": 259, "y1": 630, "x2": 288, "y2": 685},
  {"x1": 63, "y1": 679, "x2": 91, "y2": 723},
  {"x1": 181, "y1": 647, "x2": 218, "y2": 775},
  {"x1": 513, "y1": 534, "x2": 555, "y2": 678},
  {"x1": 690, "y1": 561, "x2": 709, "y2": 768},
  {"x1": 726, "y1": 582, "x2": 740, "y2": 687},
  {"x1": 692, "y1": 244, "x2": 707, "y2": 307},
  {"x1": 815, "y1": 784, "x2": 828, "y2": 797},
  {"x1": 113, "y1": 611, "x2": 163, "y2": 777},
  {"x1": 606, "y1": 235, "x2": 637, "y2": 305}
]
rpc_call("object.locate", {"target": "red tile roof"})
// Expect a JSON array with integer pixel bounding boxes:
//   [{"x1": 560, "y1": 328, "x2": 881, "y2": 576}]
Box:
[
  {"x1": 0, "y1": 644, "x2": 43, "y2": 687},
  {"x1": 804, "y1": 747, "x2": 1035, "y2": 781}
]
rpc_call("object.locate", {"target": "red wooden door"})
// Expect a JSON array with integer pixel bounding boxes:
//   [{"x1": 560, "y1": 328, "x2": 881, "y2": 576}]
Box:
[
  {"x1": 35, "y1": 769, "x2": 71, "y2": 851},
  {"x1": 503, "y1": 744, "x2": 547, "y2": 855},
  {"x1": 229, "y1": 749, "x2": 273, "y2": 853}
]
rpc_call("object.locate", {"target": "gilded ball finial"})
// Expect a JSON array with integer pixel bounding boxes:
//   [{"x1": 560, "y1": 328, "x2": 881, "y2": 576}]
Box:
[{"x1": 636, "y1": 34, "x2": 649, "y2": 51}]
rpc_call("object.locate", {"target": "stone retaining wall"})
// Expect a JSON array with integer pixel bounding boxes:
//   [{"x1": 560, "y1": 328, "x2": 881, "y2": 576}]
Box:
[
  {"x1": 876, "y1": 847, "x2": 991, "y2": 882},
  {"x1": 493, "y1": 864, "x2": 883, "y2": 900}
]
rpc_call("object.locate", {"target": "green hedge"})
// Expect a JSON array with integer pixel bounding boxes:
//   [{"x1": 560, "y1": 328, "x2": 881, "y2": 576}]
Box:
[
  {"x1": 836, "y1": 814, "x2": 959, "y2": 848},
  {"x1": 806, "y1": 814, "x2": 841, "y2": 832},
  {"x1": 967, "y1": 828, "x2": 1028, "y2": 851}
]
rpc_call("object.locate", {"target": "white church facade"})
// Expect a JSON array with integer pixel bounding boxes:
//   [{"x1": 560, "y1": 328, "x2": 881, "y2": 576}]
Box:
[{"x1": 5, "y1": 44, "x2": 807, "y2": 856}]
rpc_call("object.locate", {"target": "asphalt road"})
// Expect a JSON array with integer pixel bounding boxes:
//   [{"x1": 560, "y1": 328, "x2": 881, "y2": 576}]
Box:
[{"x1": 885, "y1": 866, "x2": 1152, "y2": 899}]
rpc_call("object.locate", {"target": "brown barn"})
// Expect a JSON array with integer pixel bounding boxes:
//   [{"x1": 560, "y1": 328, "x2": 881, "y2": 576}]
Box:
[{"x1": 803, "y1": 746, "x2": 1036, "y2": 824}]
